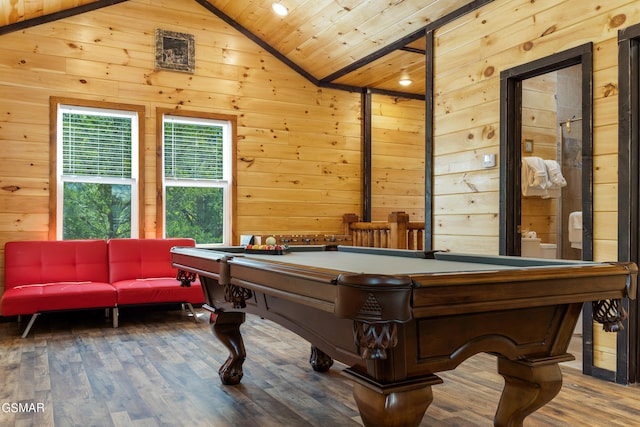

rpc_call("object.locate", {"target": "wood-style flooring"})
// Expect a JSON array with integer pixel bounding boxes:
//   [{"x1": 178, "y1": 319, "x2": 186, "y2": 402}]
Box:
[{"x1": 0, "y1": 307, "x2": 638, "y2": 427}]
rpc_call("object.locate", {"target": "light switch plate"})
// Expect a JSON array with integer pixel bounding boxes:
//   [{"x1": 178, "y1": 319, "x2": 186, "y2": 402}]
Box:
[{"x1": 483, "y1": 153, "x2": 496, "y2": 168}]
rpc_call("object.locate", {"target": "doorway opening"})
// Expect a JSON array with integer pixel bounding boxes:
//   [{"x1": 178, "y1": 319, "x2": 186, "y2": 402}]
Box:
[{"x1": 519, "y1": 65, "x2": 583, "y2": 262}]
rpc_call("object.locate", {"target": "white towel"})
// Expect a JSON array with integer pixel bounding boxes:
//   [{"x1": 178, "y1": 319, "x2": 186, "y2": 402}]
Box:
[
  {"x1": 544, "y1": 160, "x2": 566, "y2": 199},
  {"x1": 522, "y1": 157, "x2": 550, "y2": 197},
  {"x1": 568, "y1": 211, "x2": 582, "y2": 249},
  {"x1": 544, "y1": 160, "x2": 567, "y2": 188}
]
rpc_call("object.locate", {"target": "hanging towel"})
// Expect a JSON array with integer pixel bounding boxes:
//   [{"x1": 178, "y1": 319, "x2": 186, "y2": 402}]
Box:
[
  {"x1": 544, "y1": 159, "x2": 567, "y2": 199},
  {"x1": 522, "y1": 157, "x2": 550, "y2": 197},
  {"x1": 568, "y1": 211, "x2": 582, "y2": 249},
  {"x1": 544, "y1": 160, "x2": 567, "y2": 188}
]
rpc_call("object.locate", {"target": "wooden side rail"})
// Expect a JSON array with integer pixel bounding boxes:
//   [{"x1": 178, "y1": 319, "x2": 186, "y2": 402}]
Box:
[
  {"x1": 255, "y1": 212, "x2": 424, "y2": 251},
  {"x1": 407, "y1": 222, "x2": 425, "y2": 251},
  {"x1": 343, "y1": 212, "x2": 425, "y2": 250}
]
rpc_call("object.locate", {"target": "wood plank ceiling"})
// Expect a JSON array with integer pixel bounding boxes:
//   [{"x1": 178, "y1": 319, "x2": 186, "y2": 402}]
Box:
[{"x1": 0, "y1": 0, "x2": 482, "y2": 97}]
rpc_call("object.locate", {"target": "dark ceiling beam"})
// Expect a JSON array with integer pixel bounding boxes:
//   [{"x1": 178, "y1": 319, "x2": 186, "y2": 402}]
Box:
[
  {"x1": 319, "y1": 27, "x2": 427, "y2": 85},
  {"x1": 193, "y1": 0, "x2": 322, "y2": 85},
  {"x1": 193, "y1": 0, "x2": 422, "y2": 98},
  {"x1": 367, "y1": 87, "x2": 425, "y2": 101},
  {"x1": 316, "y1": 81, "x2": 425, "y2": 101},
  {"x1": 319, "y1": 0, "x2": 495, "y2": 85},
  {"x1": 0, "y1": 0, "x2": 128, "y2": 36},
  {"x1": 401, "y1": 47, "x2": 427, "y2": 55}
]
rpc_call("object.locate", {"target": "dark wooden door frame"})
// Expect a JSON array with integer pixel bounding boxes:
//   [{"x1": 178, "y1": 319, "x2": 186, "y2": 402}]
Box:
[
  {"x1": 425, "y1": 29, "x2": 434, "y2": 251},
  {"x1": 617, "y1": 24, "x2": 640, "y2": 385},
  {"x1": 499, "y1": 43, "x2": 593, "y2": 260},
  {"x1": 362, "y1": 89, "x2": 373, "y2": 222},
  {"x1": 499, "y1": 44, "x2": 609, "y2": 380}
]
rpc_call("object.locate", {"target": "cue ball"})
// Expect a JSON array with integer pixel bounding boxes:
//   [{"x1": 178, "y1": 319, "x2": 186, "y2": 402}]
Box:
[{"x1": 265, "y1": 236, "x2": 277, "y2": 246}]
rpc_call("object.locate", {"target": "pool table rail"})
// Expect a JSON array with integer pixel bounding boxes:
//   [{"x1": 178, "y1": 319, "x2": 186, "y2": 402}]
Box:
[{"x1": 411, "y1": 262, "x2": 636, "y2": 317}]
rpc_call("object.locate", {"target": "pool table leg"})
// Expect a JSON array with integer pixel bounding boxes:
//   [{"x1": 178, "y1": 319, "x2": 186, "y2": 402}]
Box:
[
  {"x1": 309, "y1": 345, "x2": 334, "y2": 372},
  {"x1": 494, "y1": 356, "x2": 568, "y2": 427},
  {"x1": 211, "y1": 310, "x2": 247, "y2": 385},
  {"x1": 352, "y1": 382, "x2": 434, "y2": 427},
  {"x1": 344, "y1": 369, "x2": 442, "y2": 427}
]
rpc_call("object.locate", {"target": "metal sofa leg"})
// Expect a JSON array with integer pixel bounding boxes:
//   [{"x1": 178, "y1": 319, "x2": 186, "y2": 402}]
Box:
[
  {"x1": 21, "y1": 313, "x2": 40, "y2": 338},
  {"x1": 113, "y1": 307, "x2": 119, "y2": 328},
  {"x1": 183, "y1": 303, "x2": 198, "y2": 323}
]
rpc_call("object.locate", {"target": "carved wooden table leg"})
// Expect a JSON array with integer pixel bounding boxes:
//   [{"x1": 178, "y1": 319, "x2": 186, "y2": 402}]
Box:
[
  {"x1": 344, "y1": 370, "x2": 442, "y2": 427},
  {"x1": 495, "y1": 356, "x2": 570, "y2": 427},
  {"x1": 211, "y1": 310, "x2": 247, "y2": 385},
  {"x1": 352, "y1": 382, "x2": 434, "y2": 427},
  {"x1": 309, "y1": 345, "x2": 334, "y2": 372}
]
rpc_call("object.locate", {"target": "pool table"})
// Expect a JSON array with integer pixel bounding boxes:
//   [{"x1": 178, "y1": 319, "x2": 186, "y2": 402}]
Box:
[{"x1": 170, "y1": 245, "x2": 637, "y2": 427}]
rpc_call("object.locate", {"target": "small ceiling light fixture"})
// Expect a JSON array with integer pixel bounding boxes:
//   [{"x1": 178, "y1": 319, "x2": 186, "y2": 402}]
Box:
[
  {"x1": 399, "y1": 78, "x2": 413, "y2": 86},
  {"x1": 272, "y1": 2, "x2": 289, "y2": 17}
]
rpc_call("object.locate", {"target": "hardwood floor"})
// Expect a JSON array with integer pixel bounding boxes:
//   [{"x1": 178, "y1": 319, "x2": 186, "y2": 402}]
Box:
[{"x1": 0, "y1": 307, "x2": 638, "y2": 427}]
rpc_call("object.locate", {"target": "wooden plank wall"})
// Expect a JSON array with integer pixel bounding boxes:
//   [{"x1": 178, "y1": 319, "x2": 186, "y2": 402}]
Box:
[
  {"x1": 432, "y1": 0, "x2": 629, "y2": 258},
  {"x1": 371, "y1": 95, "x2": 425, "y2": 221},
  {"x1": 433, "y1": 0, "x2": 637, "y2": 371},
  {"x1": 0, "y1": 0, "x2": 426, "y2": 302},
  {"x1": 0, "y1": 0, "x2": 365, "y2": 245}
]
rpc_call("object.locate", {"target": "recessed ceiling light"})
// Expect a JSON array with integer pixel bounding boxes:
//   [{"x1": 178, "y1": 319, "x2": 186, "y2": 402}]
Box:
[
  {"x1": 272, "y1": 3, "x2": 289, "y2": 16},
  {"x1": 399, "y1": 78, "x2": 412, "y2": 86}
]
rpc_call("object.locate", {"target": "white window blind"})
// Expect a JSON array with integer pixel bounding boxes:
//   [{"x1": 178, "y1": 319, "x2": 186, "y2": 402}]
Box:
[
  {"x1": 62, "y1": 113, "x2": 132, "y2": 178},
  {"x1": 164, "y1": 118, "x2": 224, "y2": 180}
]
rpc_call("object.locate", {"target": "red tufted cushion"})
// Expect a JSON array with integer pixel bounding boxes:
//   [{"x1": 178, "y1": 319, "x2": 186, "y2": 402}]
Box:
[
  {"x1": 108, "y1": 238, "x2": 196, "y2": 282},
  {"x1": 4, "y1": 240, "x2": 109, "y2": 289},
  {"x1": 112, "y1": 278, "x2": 204, "y2": 305}
]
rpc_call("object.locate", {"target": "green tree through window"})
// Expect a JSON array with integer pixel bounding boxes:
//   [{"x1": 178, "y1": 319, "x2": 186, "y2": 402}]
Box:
[
  {"x1": 165, "y1": 187, "x2": 223, "y2": 243},
  {"x1": 63, "y1": 183, "x2": 131, "y2": 239},
  {"x1": 163, "y1": 115, "x2": 231, "y2": 244}
]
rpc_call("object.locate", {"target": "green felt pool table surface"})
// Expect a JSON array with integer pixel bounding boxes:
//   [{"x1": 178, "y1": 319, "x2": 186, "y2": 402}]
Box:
[
  {"x1": 173, "y1": 244, "x2": 600, "y2": 281},
  {"x1": 233, "y1": 245, "x2": 597, "y2": 275}
]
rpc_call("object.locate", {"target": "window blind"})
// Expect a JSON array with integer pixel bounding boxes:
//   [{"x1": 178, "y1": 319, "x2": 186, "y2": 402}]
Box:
[
  {"x1": 164, "y1": 121, "x2": 224, "y2": 180},
  {"x1": 62, "y1": 113, "x2": 132, "y2": 178}
]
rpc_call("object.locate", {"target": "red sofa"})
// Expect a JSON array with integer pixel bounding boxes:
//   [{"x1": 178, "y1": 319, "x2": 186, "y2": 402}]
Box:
[{"x1": 1, "y1": 238, "x2": 203, "y2": 337}]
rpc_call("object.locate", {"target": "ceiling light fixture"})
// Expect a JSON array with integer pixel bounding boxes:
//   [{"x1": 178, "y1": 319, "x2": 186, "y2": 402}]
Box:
[
  {"x1": 272, "y1": 3, "x2": 289, "y2": 17},
  {"x1": 399, "y1": 78, "x2": 412, "y2": 86}
]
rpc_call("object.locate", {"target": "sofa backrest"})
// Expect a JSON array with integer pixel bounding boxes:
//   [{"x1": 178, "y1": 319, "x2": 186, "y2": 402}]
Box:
[
  {"x1": 4, "y1": 240, "x2": 109, "y2": 289},
  {"x1": 108, "y1": 238, "x2": 196, "y2": 283}
]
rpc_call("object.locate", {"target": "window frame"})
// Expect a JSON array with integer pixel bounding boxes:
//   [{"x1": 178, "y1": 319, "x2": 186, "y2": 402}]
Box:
[
  {"x1": 156, "y1": 108, "x2": 237, "y2": 245},
  {"x1": 49, "y1": 97, "x2": 145, "y2": 240}
]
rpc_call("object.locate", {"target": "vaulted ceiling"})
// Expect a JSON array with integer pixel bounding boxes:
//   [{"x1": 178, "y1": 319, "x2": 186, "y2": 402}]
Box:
[{"x1": 1, "y1": 0, "x2": 485, "y2": 97}]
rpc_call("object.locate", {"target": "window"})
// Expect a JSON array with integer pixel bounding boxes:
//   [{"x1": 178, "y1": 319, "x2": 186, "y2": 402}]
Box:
[
  {"x1": 161, "y1": 113, "x2": 233, "y2": 245},
  {"x1": 53, "y1": 101, "x2": 142, "y2": 239}
]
